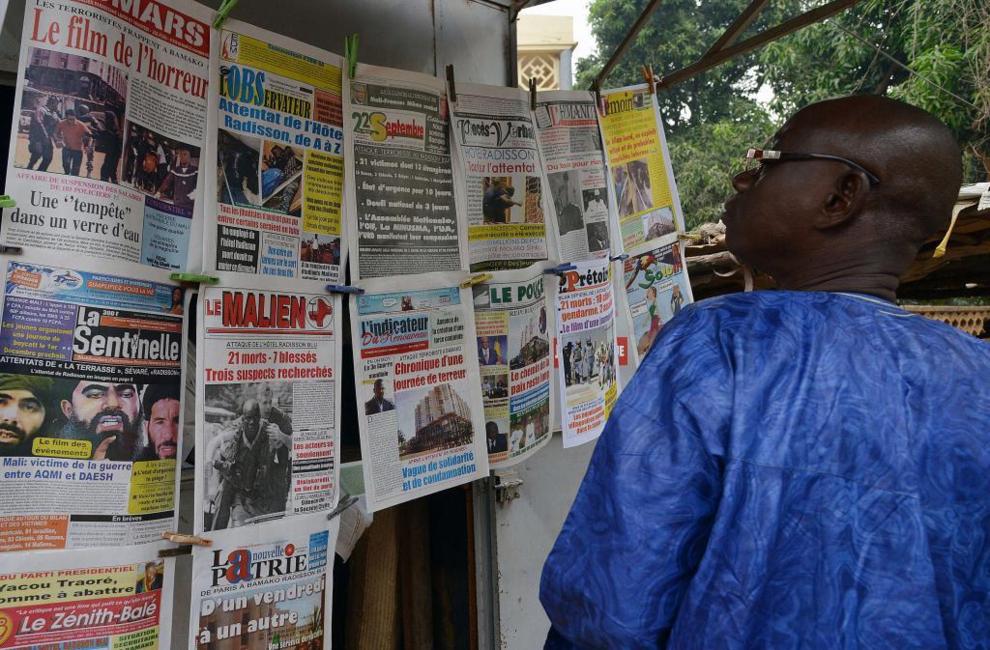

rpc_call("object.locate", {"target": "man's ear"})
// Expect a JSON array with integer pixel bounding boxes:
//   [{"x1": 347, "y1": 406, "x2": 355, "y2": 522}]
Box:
[
  {"x1": 816, "y1": 171, "x2": 868, "y2": 229},
  {"x1": 61, "y1": 400, "x2": 73, "y2": 419}
]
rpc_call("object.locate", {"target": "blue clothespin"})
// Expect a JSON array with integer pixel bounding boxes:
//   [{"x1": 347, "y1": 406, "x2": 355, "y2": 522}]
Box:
[
  {"x1": 170, "y1": 272, "x2": 219, "y2": 285},
  {"x1": 610, "y1": 253, "x2": 629, "y2": 262},
  {"x1": 213, "y1": 0, "x2": 238, "y2": 29},
  {"x1": 326, "y1": 284, "x2": 365, "y2": 295},
  {"x1": 0, "y1": 195, "x2": 15, "y2": 209},
  {"x1": 544, "y1": 263, "x2": 576, "y2": 275},
  {"x1": 344, "y1": 34, "x2": 359, "y2": 79}
]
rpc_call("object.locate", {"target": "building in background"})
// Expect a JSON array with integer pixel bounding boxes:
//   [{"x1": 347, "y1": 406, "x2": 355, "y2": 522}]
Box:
[{"x1": 517, "y1": 14, "x2": 576, "y2": 91}]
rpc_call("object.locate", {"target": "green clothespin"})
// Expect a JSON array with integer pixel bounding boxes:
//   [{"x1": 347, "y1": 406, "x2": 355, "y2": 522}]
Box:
[
  {"x1": 344, "y1": 34, "x2": 359, "y2": 80},
  {"x1": 213, "y1": 0, "x2": 238, "y2": 29},
  {"x1": 0, "y1": 195, "x2": 14, "y2": 209},
  {"x1": 170, "y1": 272, "x2": 219, "y2": 285}
]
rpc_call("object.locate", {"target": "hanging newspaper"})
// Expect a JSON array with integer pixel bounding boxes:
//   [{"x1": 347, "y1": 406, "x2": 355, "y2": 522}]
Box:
[
  {"x1": 196, "y1": 286, "x2": 341, "y2": 533},
  {"x1": 534, "y1": 90, "x2": 614, "y2": 262},
  {"x1": 471, "y1": 265, "x2": 552, "y2": 467},
  {"x1": 450, "y1": 83, "x2": 549, "y2": 271},
  {"x1": 0, "y1": 253, "x2": 184, "y2": 551},
  {"x1": 2, "y1": 0, "x2": 210, "y2": 270},
  {"x1": 204, "y1": 21, "x2": 346, "y2": 285},
  {"x1": 352, "y1": 275, "x2": 488, "y2": 511},
  {"x1": 190, "y1": 513, "x2": 338, "y2": 649},
  {"x1": 555, "y1": 258, "x2": 618, "y2": 448},
  {"x1": 598, "y1": 85, "x2": 684, "y2": 250},
  {"x1": 0, "y1": 544, "x2": 175, "y2": 649},
  {"x1": 621, "y1": 239, "x2": 693, "y2": 366},
  {"x1": 344, "y1": 64, "x2": 466, "y2": 279}
]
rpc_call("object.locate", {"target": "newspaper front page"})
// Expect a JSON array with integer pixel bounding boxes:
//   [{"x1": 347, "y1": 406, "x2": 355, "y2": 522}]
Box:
[
  {"x1": 621, "y1": 239, "x2": 694, "y2": 366},
  {"x1": 196, "y1": 286, "x2": 341, "y2": 534},
  {"x1": 190, "y1": 514, "x2": 338, "y2": 650},
  {"x1": 471, "y1": 265, "x2": 552, "y2": 467},
  {"x1": 344, "y1": 64, "x2": 466, "y2": 279},
  {"x1": 534, "y1": 90, "x2": 613, "y2": 262},
  {"x1": 598, "y1": 84, "x2": 684, "y2": 250},
  {"x1": 450, "y1": 83, "x2": 549, "y2": 271},
  {"x1": 555, "y1": 258, "x2": 618, "y2": 448},
  {"x1": 2, "y1": 0, "x2": 210, "y2": 270},
  {"x1": 352, "y1": 275, "x2": 488, "y2": 511},
  {"x1": 0, "y1": 253, "x2": 184, "y2": 551},
  {"x1": 0, "y1": 544, "x2": 175, "y2": 649},
  {"x1": 204, "y1": 21, "x2": 346, "y2": 285}
]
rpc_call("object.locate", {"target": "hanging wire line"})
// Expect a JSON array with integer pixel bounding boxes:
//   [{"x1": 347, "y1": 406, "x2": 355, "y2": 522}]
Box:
[{"x1": 831, "y1": 21, "x2": 980, "y2": 111}]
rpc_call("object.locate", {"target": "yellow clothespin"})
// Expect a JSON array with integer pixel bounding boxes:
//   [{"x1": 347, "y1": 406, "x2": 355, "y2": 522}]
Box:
[
  {"x1": 460, "y1": 273, "x2": 492, "y2": 288},
  {"x1": 933, "y1": 203, "x2": 966, "y2": 258},
  {"x1": 212, "y1": 0, "x2": 238, "y2": 29},
  {"x1": 161, "y1": 531, "x2": 211, "y2": 546}
]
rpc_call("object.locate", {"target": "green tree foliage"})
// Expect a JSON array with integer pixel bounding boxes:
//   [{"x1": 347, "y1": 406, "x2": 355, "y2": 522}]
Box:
[{"x1": 578, "y1": 0, "x2": 990, "y2": 229}]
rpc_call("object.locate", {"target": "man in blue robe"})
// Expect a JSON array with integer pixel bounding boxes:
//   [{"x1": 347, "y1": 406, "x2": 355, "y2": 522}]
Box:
[{"x1": 541, "y1": 95, "x2": 990, "y2": 648}]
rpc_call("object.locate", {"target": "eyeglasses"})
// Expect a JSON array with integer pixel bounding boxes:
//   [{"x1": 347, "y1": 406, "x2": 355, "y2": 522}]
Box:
[{"x1": 743, "y1": 148, "x2": 881, "y2": 186}]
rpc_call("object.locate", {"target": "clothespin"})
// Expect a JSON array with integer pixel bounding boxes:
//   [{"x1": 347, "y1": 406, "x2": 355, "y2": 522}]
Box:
[
  {"x1": 529, "y1": 78, "x2": 537, "y2": 111},
  {"x1": 641, "y1": 64, "x2": 656, "y2": 94},
  {"x1": 446, "y1": 64, "x2": 457, "y2": 103},
  {"x1": 212, "y1": 0, "x2": 237, "y2": 29},
  {"x1": 544, "y1": 263, "x2": 576, "y2": 275},
  {"x1": 170, "y1": 272, "x2": 218, "y2": 285},
  {"x1": 610, "y1": 253, "x2": 629, "y2": 262},
  {"x1": 0, "y1": 195, "x2": 14, "y2": 209},
  {"x1": 344, "y1": 34, "x2": 359, "y2": 80},
  {"x1": 591, "y1": 84, "x2": 602, "y2": 115},
  {"x1": 933, "y1": 203, "x2": 966, "y2": 258},
  {"x1": 327, "y1": 494, "x2": 359, "y2": 521},
  {"x1": 159, "y1": 531, "x2": 211, "y2": 557},
  {"x1": 326, "y1": 284, "x2": 365, "y2": 295},
  {"x1": 460, "y1": 273, "x2": 492, "y2": 289}
]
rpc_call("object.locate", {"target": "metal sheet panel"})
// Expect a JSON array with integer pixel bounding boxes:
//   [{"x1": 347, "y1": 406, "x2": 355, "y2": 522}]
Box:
[
  {"x1": 436, "y1": 0, "x2": 512, "y2": 85},
  {"x1": 493, "y1": 434, "x2": 595, "y2": 648}
]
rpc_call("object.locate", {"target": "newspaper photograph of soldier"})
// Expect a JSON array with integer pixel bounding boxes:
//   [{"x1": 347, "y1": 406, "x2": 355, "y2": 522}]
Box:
[
  {"x1": 547, "y1": 170, "x2": 585, "y2": 236},
  {"x1": 261, "y1": 142, "x2": 303, "y2": 215},
  {"x1": 216, "y1": 129, "x2": 261, "y2": 208},
  {"x1": 481, "y1": 177, "x2": 524, "y2": 224},
  {"x1": 395, "y1": 383, "x2": 475, "y2": 460},
  {"x1": 14, "y1": 47, "x2": 126, "y2": 180},
  {"x1": 120, "y1": 124, "x2": 200, "y2": 209},
  {"x1": 202, "y1": 382, "x2": 293, "y2": 531},
  {"x1": 561, "y1": 330, "x2": 616, "y2": 389}
]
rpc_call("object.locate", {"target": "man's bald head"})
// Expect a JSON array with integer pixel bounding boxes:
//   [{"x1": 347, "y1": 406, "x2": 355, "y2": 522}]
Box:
[
  {"x1": 723, "y1": 95, "x2": 962, "y2": 300},
  {"x1": 775, "y1": 95, "x2": 961, "y2": 239}
]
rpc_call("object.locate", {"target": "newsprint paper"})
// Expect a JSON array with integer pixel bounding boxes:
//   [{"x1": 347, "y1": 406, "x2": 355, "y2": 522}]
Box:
[
  {"x1": 352, "y1": 274, "x2": 488, "y2": 512},
  {"x1": 0, "y1": 252, "x2": 184, "y2": 551},
  {"x1": 190, "y1": 513, "x2": 339, "y2": 650},
  {"x1": 344, "y1": 63, "x2": 467, "y2": 280},
  {"x1": 204, "y1": 20, "x2": 346, "y2": 286},
  {"x1": 196, "y1": 286, "x2": 341, "y2": 534},
  {"x1": 0, "y1": 544, "x2": 175, "y2": 649},
  {"x1": 3, "y1": 0, "x2": 211, "y2": 271}
]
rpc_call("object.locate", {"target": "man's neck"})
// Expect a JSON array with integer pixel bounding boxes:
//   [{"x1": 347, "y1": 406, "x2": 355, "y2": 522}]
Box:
[{"x1": 772, "y1": 256, "x2": 904, "y2": 303}]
